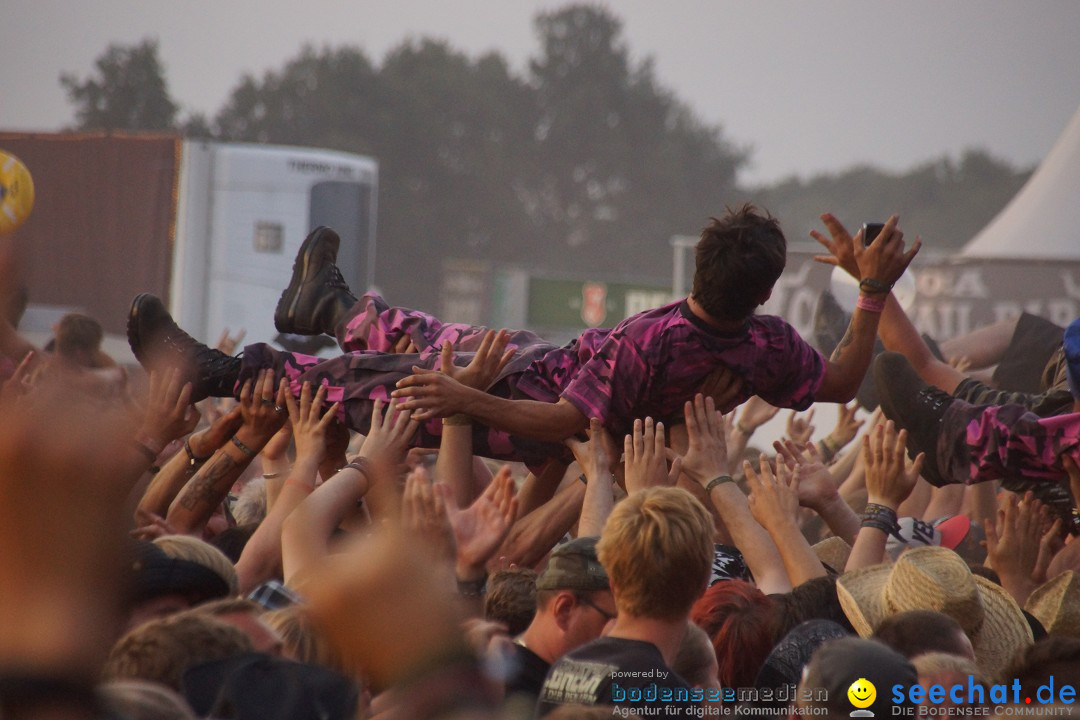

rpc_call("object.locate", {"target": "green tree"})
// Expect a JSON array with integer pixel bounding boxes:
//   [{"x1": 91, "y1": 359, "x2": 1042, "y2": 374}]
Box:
[
  {"x1": 527, "y1": 5, "x2": 746, "y2": 278},
  {"x1": 215, "y1": 45, "x2": 380, "y2": 153},
  {"x1": 61, "y1": 39, "x2": 178, "y2": 131},
  {"x1": 751, "y1": 150, "x2": 1031, "y2": 250}
]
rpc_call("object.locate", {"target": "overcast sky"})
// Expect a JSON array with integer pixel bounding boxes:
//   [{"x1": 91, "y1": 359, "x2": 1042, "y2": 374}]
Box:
[{"x1": 3, "y1": 0, "x2": 1080, "y2": 185}]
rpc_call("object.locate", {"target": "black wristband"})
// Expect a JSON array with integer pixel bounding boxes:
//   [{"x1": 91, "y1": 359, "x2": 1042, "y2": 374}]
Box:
[
  {"x1": 230, "y1": 435, "x2": 257, "y2": 458},
  {"x1": 861, "y1": 503, "x2": 902, "y2": 539},
  {"x1": 704, "y1": 475, "x2": 735, "y2": 493},
  {"x1": 184, "y1": 437, "x2": 210, "y2": 469},
  {"x1": 858, "y1": 277, "x2": 893, "y2": 295}
]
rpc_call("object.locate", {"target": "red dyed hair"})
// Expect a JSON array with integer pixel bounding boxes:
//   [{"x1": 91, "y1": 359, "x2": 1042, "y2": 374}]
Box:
[{"x1": 690, "y1": 580, "x2": 776, "y2": 688}]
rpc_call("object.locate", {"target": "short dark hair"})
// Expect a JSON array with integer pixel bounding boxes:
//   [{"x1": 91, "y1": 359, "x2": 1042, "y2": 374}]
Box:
[
  {"x1": 692, "y1": 204, "x2": 786, "y2": 322},
  {"x1": 873, "y1": 610, "x2": 970, "y2": 659},
  {"x1": 55, "y1": 313, "x2": 103, "y2": 359},
  {"x1": 484, "y1": 568, "x2": 538, "y2": 636}
]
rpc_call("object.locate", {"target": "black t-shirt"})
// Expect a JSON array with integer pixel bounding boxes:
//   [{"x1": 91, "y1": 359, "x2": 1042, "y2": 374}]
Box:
[
  {"x1": 505, "y1": 642, "x2": 551, "y2": 702},
  {"x1": 535, "y1": 637, "x2": 696, "y2": 717}
]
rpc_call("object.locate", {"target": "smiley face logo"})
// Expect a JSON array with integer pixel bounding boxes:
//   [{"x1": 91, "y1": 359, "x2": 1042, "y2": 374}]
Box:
[{"x1": 847, "y1": 678, "x2": 876, "y2": 709}]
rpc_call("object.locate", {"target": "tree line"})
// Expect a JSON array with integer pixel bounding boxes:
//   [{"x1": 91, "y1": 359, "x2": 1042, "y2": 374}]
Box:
[{"x1": 58, "y1": 5, "x2": 1030, "y2": 310}]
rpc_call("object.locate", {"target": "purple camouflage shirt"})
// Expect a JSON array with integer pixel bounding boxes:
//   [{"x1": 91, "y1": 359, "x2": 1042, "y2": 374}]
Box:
[{"x1": 514, "y1": 300, "x2": 826, "y2": 439}]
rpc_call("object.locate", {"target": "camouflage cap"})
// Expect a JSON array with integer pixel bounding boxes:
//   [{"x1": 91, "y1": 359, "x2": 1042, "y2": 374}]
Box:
[{"x1": 535, "y1": 536, "x2": 610, "y2": 592}]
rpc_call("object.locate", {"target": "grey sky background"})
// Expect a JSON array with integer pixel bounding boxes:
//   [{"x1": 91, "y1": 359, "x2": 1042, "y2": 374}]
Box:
[{"x1": 3, "y1": 1, "x2": 1080, "y2": 185}]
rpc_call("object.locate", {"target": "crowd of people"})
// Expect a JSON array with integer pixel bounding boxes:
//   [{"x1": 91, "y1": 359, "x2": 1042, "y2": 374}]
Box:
[{"x1": 1, "y1": 205, "x2": 1079, "y2": 720}]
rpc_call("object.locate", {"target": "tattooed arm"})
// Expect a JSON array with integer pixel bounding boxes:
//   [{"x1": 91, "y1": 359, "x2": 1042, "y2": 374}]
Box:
[
  {"x1": 167, "y1": 371, "x2": 288, "y2": 535},
  {"x1": 813, "y1": 215, "x2": 921, "y2": 403}
]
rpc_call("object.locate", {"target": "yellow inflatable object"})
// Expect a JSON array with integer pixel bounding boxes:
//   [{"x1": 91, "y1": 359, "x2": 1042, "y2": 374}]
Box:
[{"x1": 0, "y1": 150, "x2": 35, "y2": 234}]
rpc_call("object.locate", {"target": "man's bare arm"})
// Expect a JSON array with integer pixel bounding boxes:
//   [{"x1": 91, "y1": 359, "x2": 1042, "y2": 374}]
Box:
[
  {"x1": 813, "y1": 213, "x2": 963, "y2": 394},
  {"x1": 812, "y1": 214, "x2": 921, "y2": 403},
  {"x1": 393, "y1": 370, "x2": 588, "y2": 443}
]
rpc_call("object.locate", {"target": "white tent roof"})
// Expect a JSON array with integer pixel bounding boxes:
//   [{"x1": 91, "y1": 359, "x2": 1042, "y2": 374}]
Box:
[{"x1": 961, "y1": 104, "x2": 1080, "y2": 259}]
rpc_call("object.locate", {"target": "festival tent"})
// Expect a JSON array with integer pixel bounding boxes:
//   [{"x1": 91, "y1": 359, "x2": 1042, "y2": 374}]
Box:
[{"x1": 961, "y1": 104, "x2": 1080, "y2": 260}]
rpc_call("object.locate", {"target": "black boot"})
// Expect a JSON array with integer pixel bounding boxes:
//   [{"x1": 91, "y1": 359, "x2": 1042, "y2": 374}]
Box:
[
  {"x1": 127, "y1": 294, "x2": 241, "y2": 402},
  {"x1": 274, "y1": 227, "x2": 357, "y2": 337},
  {"x1": 873, "y1": 352, "x2": 955, "y2": 486}
]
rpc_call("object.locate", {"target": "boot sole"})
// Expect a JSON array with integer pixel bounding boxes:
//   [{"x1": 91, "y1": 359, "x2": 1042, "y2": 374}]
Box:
[
  {"x1": 274, "y1": 227, "x2": 340, "y2": 334},
  {"x1": 127, "y1": 292, "x2": 156, "y2": 366}
]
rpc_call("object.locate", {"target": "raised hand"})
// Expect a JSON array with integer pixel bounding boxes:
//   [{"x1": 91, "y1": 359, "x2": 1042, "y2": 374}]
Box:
[
  {"x1": 284, "y1": 381, "x2": 341, "y2": 468},
  {"x1": 130, "y1": 508, "x2": 179, "y2": 541},
  {"x1": 439, "y1": 329, "x2": 514, "y2": 391},
  {"x1": 356, "y1": 397, "x2": 420, "y2": 468},
  {"x1": 785, "y1": 408, "x2": 815, "y2": 446},
  {"x1": 566, "y1": 417, "x2": 618, "y2": 484},
  {"x1": 812, "y1": 213, "x2": 921, "y2": 289},
  {"x1": 438, "y1": 466, "x2": 518, "y2": 578},
  {"x1": 392, "y1": 366, "x2": 471, "y2": 421},
  {"x1": 624, "y1": 417, "x2": 680, "y2": 494},
  {"x1": 680, "y1": 393, "x2": 729, "y2": 486},
  {"x1": 237, "y1": 369, "x2": 289, "y2": 441},
  {"x1": 746, "y1": 454, "x2": 801, "y2": 532},
  {"x1": 402, "y1": 466, "x2": 454, "y2": 560},
  {"x1": 186, "y1": 405, "x2": 243, "y2": 460},
  {"x1": 811, "y1": 213, "x2": 860, "y2": 279},
  {"x1": 773, "y1": 438, "x2": 838, "y2": 512},
  {"x1": 735, "y1": 395, "x2": 780, "y2": 435},
  {"x1": 138, "y1": 367, "x2": 199, "y2": 450},
  {"x1": 863, "y1": 419, "x2": 922, "y2": 510},
  {"x1": 826, "y1": 402, "x2": 864, "y2": 453},
  {"x1": 985, "y1": 491, "x2": 1050, "y2": 605},
  {"x1": 215, "y1": 327, "x2": 246, "y2": 356}
]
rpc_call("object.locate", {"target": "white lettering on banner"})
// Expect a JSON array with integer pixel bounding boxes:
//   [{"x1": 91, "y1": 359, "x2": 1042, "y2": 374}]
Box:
[
  {"x1": 625, "y1": 291, "x2": 673, "y2": 318},
  {"x1": 953, "y1": 269, "x2": 989, "y2": 299},
  {"x1": 912, "y1": 302, "x2": 974, "y2": 340},
  {"x1": 915, "y1": 268, "x2": 988, "y2": 299},
  {"x1": 767, "y1": 263, "x2": 817, "y2": 336}
]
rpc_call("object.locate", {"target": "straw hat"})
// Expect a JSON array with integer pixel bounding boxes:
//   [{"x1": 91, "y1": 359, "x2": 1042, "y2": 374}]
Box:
[
  {"x1": 836, "y1": 546, "x2": 1032, "y2": 678},
  {"x1": 812, "y1": 537, "x2": 852, "y2": 573},
  {"x1": 1025, "y1": 571, "x2": 1080, "y2": 638}
]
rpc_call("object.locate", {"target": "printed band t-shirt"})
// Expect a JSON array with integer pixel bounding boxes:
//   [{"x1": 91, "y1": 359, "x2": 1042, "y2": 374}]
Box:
[{"x1": 535, "y1": 637, "x2": 696, "y2": 717}]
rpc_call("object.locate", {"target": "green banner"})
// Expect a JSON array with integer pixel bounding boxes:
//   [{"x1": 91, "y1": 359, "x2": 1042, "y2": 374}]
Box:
[{"x1": 527, "y1": 278, "x2": 673, "y2": 329}]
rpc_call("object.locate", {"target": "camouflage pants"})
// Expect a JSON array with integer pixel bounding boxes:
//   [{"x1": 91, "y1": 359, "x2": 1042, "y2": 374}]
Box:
[
  {"x1": 240, "y1": 293, "x2": 567, "y2": 467},
  {"x1": 939, "y1": 400, "x2": 1080, "y2": 485}
]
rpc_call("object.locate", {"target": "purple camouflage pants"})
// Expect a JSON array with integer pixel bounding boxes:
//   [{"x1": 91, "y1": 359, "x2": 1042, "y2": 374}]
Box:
[
  {"x1": 939, "y1": 400, "x2": 1080, "y2": 485},
  {"x1": 240, "y1": 293, "x2": 569, "y2": 467}
]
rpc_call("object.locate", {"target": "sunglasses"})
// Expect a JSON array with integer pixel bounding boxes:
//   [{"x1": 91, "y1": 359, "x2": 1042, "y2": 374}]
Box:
[{"x1": 576, "y1": 594, "x2": 617, "y2": 622}]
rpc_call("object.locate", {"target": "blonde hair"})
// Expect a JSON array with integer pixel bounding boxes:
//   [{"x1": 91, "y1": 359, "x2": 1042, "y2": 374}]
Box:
[
  {"x1": 153, "y1": 534, "x2": 239, "y2": 597},
  {"x1": 104, "y1": 614, "x2": 252, "y2": 690},
  {"x1": 99, "y1": 680, "x2": 197, "y2": 720},
  {"x1": 263, "y1": 605, "x2": 343, "y2": 671},
  {"x1": 597, "y1": 487, "x2": 714, "y2": 620}
]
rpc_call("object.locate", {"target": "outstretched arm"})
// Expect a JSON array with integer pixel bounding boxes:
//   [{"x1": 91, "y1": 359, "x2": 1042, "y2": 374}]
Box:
[
  {"x1": 812, "y1": 215, "x2": 922, "y2": 402},
  {"x1": 813, "y1": 213, "x2": 961, "y2": 394},
  {"x1": 393, "y1": 371, "x2": 587, "y2": 443}
]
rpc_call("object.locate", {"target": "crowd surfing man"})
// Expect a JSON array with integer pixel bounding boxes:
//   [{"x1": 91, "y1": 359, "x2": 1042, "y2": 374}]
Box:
[{"x1": 127, "y1": 205, "x2": 918, "y2": 465}]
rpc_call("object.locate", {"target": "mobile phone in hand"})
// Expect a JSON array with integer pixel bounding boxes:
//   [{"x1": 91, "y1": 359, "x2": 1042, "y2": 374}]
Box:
[{"x1": 862, "y1": 222, "x2": 885, "y2": 247}]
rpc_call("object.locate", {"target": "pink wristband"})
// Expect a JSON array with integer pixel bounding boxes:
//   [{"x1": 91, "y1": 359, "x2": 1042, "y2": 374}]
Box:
[{"x1": 856, "y1": 294, "x2": 886, "y2": 313}]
